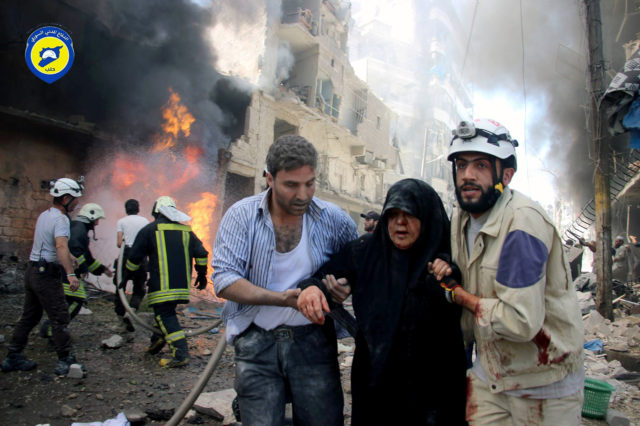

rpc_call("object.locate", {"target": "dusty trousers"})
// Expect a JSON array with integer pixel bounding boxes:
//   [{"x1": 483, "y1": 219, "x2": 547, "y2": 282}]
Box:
[
  {"x1": 9, "y1": 263, "x2": 72, "y2": 358},
  {"x1": 466, "y1": 371, "x2": 583, "y2": 425}
]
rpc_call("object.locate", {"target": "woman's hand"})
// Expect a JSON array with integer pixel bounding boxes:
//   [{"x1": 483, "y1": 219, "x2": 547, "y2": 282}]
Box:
[
  {"x1": 428, "y1": 258, "x2": 453, "y2": 281},
  {"x1": 323, "y1": 274, "x2": 351, "y2": 303},
  {"x1": 297, "y1": 286, "x2": 330, "y2": 325}
]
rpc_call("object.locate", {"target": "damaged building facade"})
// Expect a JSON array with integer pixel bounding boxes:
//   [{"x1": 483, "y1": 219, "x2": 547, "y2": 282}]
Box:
[
  {"x1": 216, "y1": 0, "x2": 402, "y2": 228},
  {"x1": 0, "y1": 0, "x2": 401, "y2": 263}
]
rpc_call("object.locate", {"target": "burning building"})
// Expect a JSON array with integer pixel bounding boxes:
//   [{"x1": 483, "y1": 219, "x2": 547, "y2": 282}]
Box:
[
  {"x1": 0, "y1": 0, "x2": 402, "y2": 272},
  {"x1": 0, "y1": 0, "x2": 234, "y2": 287}
]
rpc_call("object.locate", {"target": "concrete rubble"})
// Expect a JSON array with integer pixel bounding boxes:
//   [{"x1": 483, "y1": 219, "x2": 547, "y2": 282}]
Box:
[
  {"x1": 579, "y1": 279, "x2": 640, "y2": 423},
  {"x1": 67, "y1": 364, "x2": 85, "y2": 379},
  {"x1": 101, "y1": 334, "x2": 124, "y2": 349}
]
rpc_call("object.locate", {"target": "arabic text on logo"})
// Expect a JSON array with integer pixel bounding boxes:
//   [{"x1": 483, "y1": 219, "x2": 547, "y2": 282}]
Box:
[{"x1": 25, "y1": 25, "x2": 74, "y2": 84}]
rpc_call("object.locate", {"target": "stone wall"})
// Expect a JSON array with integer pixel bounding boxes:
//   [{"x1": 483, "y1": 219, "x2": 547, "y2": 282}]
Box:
[{"x1": 0, "y1": 117, "x2": 85, "y2": 259}]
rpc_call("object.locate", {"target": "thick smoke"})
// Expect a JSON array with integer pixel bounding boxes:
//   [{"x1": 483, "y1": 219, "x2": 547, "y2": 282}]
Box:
[
  {"x1": 453, "y1": 0, "x2": 591, "y2": 206},
  {"x1": 0, "y1": 0, "x2": 257, "y2": 272}
]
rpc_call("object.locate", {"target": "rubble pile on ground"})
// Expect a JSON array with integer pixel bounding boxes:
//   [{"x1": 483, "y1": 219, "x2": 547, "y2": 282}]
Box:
[{"x1": 580, "y1": 282, "x2": 640, "y2": 422}]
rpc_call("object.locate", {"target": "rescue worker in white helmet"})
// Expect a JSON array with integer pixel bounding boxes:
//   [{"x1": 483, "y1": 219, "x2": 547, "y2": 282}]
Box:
[
  {"x1": 124, "y1": 196, "x2": 209, "y2": 368},
  {"x1": 40, "y1": 203, "x2": 113, "y2": 339},
  {"x1": 430, "y1": 119, "x2": 584, "y2": 424},
  {"x1": 2, "y1": 177, "x2": 85, "y2": 376}
]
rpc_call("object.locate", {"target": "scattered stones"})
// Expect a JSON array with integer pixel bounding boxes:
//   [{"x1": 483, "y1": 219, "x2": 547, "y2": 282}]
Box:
[
  {"x1": 78, "y1": 307, "x2": 93, "y2": 315},
  {"x1": 60, "y1": 404, "x2": 77, "y2": 417},
  {"x1": 67, "y1": 364, "x2": 85, "y2": 379},
  {"x1": 95, "y1": 394, "x2": 104, "y2": 400},
  {"x1": 0, "y1": 334, "x2": 5, "y2": 343},
  {"x1": 194, "y1": 388, "x2": 237, "y2": 423},
  {"x1": 606, "y1": 409, "x2": 630, "y2": 426},
  {"x1": 102, "y1": 334, "x2": 124, "y2": 349},
  {"x1": 124, "y1": 407, "x2": 147, "y2": 422}
]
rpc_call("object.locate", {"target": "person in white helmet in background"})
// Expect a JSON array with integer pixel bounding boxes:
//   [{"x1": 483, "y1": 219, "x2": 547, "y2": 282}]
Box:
[
  {"x1": 124, "y1": 196, "x2": 209, "y2": 368},
  {"x1": 40, "y1": 203, "x2": 113, "y2": 339},
  {"x1": 430, "y1": 119, "x2": 585, "y2": 424},
  {"x1": 2, "y1": 178, "x2": 86, "y2": 376}
]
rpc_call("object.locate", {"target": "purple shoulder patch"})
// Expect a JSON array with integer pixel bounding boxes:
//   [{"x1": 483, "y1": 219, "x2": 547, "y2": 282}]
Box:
[{"x1": 496, "y1": 230, "x2": 548, "y2": 288}]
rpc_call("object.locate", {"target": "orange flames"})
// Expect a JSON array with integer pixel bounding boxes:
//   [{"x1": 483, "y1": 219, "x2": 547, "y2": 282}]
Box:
[
  {"x1": 154, "y1": 88, "x2": 196, "y2": 152},
  {"x1": 110, "y1": 88, "x2": 218, "y2": 291},
  {"x1": 187, "y1": 192, "x2": 218, "y2": 256}
]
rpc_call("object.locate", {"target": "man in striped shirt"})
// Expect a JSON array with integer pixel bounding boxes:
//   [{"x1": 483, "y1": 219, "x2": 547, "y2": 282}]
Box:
[{"x1": 213, "y1": 135, "x2": 357, "y2": 425}]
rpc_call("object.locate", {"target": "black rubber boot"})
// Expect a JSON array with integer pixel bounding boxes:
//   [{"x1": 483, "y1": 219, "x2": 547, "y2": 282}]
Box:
[
  {"x1": 1, "y1": 353, "x2": 37, "y2": 372},
  {"x1": 54, "y1": 354, "x2": 84, "y2": 376}
]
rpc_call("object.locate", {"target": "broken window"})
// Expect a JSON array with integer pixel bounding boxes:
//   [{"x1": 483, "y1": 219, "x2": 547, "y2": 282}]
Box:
[{"x1": 274, "y1": 119, "x2": 298, "y2": 141}]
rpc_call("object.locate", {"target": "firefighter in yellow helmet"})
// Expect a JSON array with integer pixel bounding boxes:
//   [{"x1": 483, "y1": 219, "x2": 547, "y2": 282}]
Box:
[{"x1": 124, "y1": 196, "x2": 209, "y2": 368}]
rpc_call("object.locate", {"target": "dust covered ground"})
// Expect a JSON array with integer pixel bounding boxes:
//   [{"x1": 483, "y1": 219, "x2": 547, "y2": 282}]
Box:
[
  {"x1": 0, "y1": 283, "x2": 354, "y2": 425},
  {"x1": 1, "y1": 272, "x2": 639, "y2": 425}
]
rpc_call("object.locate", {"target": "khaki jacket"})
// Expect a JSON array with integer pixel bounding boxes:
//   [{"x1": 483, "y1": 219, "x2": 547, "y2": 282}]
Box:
[{"x1": 452, "y1": 188, "x2": 583, "y2": 393}]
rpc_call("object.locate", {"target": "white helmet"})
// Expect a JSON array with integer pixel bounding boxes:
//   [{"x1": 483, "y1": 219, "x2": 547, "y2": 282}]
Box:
[
  {"x1": 50, "y1": 178, "x2": 83, "y2": 198},
  {"x1": 153, "y1": 195, "x2": 176, "y2": 213},
  {"x1": 77, "y1": 203, "x2": 105, "y2": 221},
  {"x1": 447, "y1": 118, "x2": 518, "y2": 170}
]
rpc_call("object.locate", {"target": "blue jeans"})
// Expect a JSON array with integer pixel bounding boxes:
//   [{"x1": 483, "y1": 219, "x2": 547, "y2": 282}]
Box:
[{"x1": 234, "y1": 323, "x2": 343, "y2": 426}]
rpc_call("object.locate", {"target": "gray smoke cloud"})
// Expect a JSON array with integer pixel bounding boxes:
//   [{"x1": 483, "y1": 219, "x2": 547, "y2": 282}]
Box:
[{"x1": 420, "y1": 0, "x2": 591, "y2": 206}]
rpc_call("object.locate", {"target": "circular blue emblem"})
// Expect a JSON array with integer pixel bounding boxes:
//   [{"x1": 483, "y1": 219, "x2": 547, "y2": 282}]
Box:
[{"x1": 25, "y1": 25, "x2": 75, "y2": 84}]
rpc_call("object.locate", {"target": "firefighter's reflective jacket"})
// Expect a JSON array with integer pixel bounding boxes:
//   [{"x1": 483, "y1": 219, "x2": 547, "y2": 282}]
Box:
[
  {"x1": 65, "y1": 220, "x2": 107, "y2": 299},
  {"x1": 125, "y1": 216, "x2": 208, "y2": 306}
]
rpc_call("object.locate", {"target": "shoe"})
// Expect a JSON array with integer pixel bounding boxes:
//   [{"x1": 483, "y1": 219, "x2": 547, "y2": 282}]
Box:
[
  {"x1": 146, "y1": 335, "x2": 166, "y2": 355},
  {"x1": 54, "y1": 354, "x2": 83, "y2": 376},
  {"x1": 158, "y1": 355, "x2": 189, "y2": 368},
  {"x1": 39, "y1": 320, "x2": 52, "y2": 338},
  {"x1": 1, "y1": 353, "x2": 37, "y2": 372}
]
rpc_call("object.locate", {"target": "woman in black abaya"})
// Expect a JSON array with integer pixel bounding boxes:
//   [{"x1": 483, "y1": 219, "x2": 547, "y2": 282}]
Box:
[{"x1": 298, "y1": 179, "x2": 467, "y2": 425}]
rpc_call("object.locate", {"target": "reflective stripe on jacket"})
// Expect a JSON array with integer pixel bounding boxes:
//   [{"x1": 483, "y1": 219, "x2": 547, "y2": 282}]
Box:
[
  {"x1": 62, "y1": 279, "x2": 87, "y2": 300},
  {"x1": 126, "y1": 217, "x2": 208, "y2": 305}
]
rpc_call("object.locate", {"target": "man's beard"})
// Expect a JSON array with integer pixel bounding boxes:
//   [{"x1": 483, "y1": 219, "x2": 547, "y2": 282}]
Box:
[
  {"x1": 455, "y1": 183, "x2": 501, "y2": 214},
  {"x1": 364, "y1": 223, "x2": 375, "y2": 232}
]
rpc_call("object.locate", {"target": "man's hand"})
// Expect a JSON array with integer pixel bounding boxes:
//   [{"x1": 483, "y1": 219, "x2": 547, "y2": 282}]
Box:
[
  {"x1": 71, "y1": 256, "x2": 79, "y2": 270},
  {"x1": 297, "y1": 286, "x2": 329, "y2": 325},
  {"x1": 104, "y1": 265, "x2": 114, "y2": 278},
  {"x1": 68, "y1": 275, "x2": 79, "y2": 292},
  {"x1": 428, "y1": 258, "x2": 453, "y2": 281},
  {"x1": 323, "y1": 274, "x2": 350, "y2": 303},
  {"x1": 195, "y1": 274, "x2": 208, "y2": 290},
  {"x1": 283, "y1": 288, "x2": 301, "y2": 309}
]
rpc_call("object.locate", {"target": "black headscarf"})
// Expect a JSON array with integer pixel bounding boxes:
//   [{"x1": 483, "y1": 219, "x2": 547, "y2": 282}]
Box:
[{"x1": 352, "y1": 178, "x2": 452, "y2": 383}]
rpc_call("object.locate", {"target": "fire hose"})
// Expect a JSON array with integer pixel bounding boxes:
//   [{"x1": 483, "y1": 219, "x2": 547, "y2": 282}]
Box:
[
  {"x1": 116, "y1": 241, "x2": 230, "y2": 425},
  {"x1": 115, "y1": 242, "x2": 221, "y2": 336}
]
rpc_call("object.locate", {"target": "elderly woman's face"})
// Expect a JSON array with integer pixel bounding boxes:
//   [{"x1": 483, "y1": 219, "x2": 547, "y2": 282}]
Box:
[{"x1": 387, "y1": 208, "x2": 421, "y2": 250}]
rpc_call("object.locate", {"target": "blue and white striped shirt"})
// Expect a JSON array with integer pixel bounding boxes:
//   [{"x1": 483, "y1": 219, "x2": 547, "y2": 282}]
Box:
[{"x1": 212, "y1": 189, "x2": 358, "y2": 342}]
